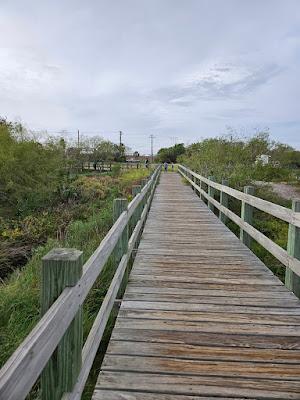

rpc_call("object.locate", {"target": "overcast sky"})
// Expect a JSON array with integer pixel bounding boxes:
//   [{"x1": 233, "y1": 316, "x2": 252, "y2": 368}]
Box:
[{"x1": 0, "y1": 0, "x2": 300, "y2": 153}]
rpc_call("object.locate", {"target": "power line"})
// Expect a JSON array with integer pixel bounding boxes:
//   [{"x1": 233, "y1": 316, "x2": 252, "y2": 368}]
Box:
[
  {"x1": 149, "y1": 134, "x2": 155, "y2": 163},
  {"x1": 169, "y1": 136, "x2": 179, "y2": 145}
]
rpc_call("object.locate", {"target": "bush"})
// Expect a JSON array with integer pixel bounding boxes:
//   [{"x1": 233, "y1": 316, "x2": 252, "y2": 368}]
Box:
[
  {"x1": 70, "y1": 175, "x2": 114, "y2": 201},
  {"x1": 0, "y1": 121, "x2": 66, "y2": 216},
  {"x1": 111, "y1": 163, "x2": 121, "y2": 177}
]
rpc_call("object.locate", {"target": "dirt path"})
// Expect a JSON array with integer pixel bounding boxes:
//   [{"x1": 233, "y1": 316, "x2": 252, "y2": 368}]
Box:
[{"x1": 255, "y1": 181, "x2": 300, "y2": 201}]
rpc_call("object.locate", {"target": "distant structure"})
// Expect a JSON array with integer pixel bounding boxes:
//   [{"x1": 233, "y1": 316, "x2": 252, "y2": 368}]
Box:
[{"x1": 256, "y1": 154, "x2": 270, "y2": 165}]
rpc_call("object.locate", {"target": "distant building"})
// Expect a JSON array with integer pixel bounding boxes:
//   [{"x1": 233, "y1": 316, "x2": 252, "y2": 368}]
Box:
[{"x1": 256, "y1": 154, "x2": 270, "y2": 166}]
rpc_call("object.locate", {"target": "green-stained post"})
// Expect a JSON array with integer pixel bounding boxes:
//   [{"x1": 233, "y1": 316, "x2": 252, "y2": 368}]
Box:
[
  {"x1": 207, "y1": 176, "x2": 215, "y2": 212},
  {"x1": 286, "y1": 200, "x2": 300, "y2": 298},
  {"x1": 240, "y1": 186, "x2": 255, "y2": 248},
  {"x1": 220, "y1": 179, "x2": 229, "y2": 223},
  {"x1": 132, "y1": 185, "x2": 141, "y2": 198},
  {"x1": 41, "y1": 248, "x2": 83, "y2": 400}
]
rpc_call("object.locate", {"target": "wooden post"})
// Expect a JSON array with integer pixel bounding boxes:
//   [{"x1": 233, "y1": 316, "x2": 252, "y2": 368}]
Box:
[
  {"x1": 240, "y1": 186, "x2": 255, "y2": 248},
  {"x1": 286, "y1": 200, "x2": 300, "y2": 297},
  {"x1": 132, "y1": 185, "x2": 141, "y2": 198},
  {"x1": 199, "y1": 178, "x2": 204, "y2": 201},
  {"x1": 191, "y1": 174, "x2": 195, "y2": 191},
  {"x1": 141, "y1": 178, "x2": 148, "y2": 188},
  {"x1": 41, "y1": 248, "x2": 83, "y2": 400},
  {"x1": 113, "y1": 198, "x2": 128, "y2": 259},
  {"x1": 220, "y1": 179, "x2": 229, "y2": 224},
  {"x1": 133, "y1": 184, "x2": 142, "y2": 218},
  {"x1": 208, "y1": 176, "x2": 215, "y2": 212},
  {"x1": 113, "y1": 199, "x2": 129, "y2": 292}
]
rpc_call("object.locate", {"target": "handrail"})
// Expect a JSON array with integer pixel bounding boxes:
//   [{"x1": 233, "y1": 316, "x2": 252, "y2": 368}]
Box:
[
  {"x1": 0, "y1": 166, "x2": 161, "y2": 400},
  {"x1": 179, "y1": 164, "x2": 300, "y2": 228},
  {"x1": 178, "y1": 165, "x2": 300, "y2": 278}
]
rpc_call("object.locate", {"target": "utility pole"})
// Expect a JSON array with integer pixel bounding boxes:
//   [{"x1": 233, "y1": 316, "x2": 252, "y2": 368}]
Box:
[
  {"x1": 119, "y1": 131, "x2": 123, "y2": 147},
  {"x1": 77, "y1": 129, "x2": 80, "y2": 148},
  {"x1": 149, "y1": 134, "x2": 155, "y2": 163}
]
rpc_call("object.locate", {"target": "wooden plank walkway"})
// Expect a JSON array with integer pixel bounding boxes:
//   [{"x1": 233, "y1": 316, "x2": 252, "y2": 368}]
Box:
[{"x1": 93, "y1": 172, "x2": 300, "y2": 399}]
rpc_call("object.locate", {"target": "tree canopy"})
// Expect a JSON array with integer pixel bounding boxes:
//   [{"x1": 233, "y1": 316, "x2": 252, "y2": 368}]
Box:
[{"x1": 156, "y1": 143, "x2": 185, "y2": 163}]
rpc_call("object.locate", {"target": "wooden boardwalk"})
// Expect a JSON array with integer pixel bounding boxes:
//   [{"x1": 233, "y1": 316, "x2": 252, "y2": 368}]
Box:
[{"x1": 93, "y1": 172, "x2": 300, "y2": 399}]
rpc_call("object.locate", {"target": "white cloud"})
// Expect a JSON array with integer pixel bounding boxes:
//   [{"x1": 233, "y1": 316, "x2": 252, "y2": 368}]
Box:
[{"x1": 0, "y1": 0, "x2": 300, "y2": 152}]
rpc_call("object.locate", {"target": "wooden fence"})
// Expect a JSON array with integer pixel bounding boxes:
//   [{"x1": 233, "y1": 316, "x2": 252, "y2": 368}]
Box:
[
  {"x1": 0, "y1": 166, "x2": 161, "y2": 400},
  {"x1": 82, "y1": 161, "x2": 144, "y2": 172},
  {"x1": 178, "y1": 164, "x2": 300, "y2": 296}
]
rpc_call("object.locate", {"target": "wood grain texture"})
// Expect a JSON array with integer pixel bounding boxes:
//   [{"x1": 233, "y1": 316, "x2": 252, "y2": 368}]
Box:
[
  {"x1": 41, "y1": 248, "x2": 83, "y2": 400},
  {"x1": 93, "y1": 172, "x2": 300, "y2": 399}
]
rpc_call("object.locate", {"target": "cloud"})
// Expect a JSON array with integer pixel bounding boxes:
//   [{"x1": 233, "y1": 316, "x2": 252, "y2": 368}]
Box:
[
  {"x1": 0, "y1": 0, "x2": 299, "y2": 152},
  {"x1": 153, "y1": 62, "x2": 284, "y2": 108}
]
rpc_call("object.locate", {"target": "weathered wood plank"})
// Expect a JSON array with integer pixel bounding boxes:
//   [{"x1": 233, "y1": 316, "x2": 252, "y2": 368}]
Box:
[
  {"x1": 107, "y1": 340, "x2": 300, "y2": 364},
  {"x1": 96, "y1": 371, "x2": 300, "y2": 399},
  {"x1": 92, "y1": 391, "x2": 244, "y2": 400},
  {"x1": 93, "y1": 172, "x2": 300, "y2": 399}
]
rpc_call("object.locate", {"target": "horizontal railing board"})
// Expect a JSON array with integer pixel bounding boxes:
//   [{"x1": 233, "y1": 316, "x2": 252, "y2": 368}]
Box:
[
  {"x1": 0, "y1": 167, "x2": 160, "y2": 400},
  {"x1": 179, "y1": 165, "x2": 300, "y2": 228},
  {"x1": 178, "y1": 167, "x2": 300, "y2": 278}
]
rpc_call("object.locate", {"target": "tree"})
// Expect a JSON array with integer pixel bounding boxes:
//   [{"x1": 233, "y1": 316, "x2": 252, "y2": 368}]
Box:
[
  {"x1": 0, "y1": 120, "x2": 66, "y2": 215},
  {"x1": 157, "y1": 143, "x2": 185, "y2": 163}
]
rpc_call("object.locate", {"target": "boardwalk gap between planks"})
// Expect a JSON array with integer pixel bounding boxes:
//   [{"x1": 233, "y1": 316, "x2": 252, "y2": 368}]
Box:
[{"x1": 93, "y1": 172, "x2": 300, "y2": 400}]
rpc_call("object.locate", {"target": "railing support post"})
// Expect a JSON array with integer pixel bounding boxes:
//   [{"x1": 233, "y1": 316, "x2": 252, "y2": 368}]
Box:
[
  {"x1": 286, "y1": 199, "x2": 300, "y2": 297},
  {"x1": 141, "y1": 178, "x2": 148, "y2": 188},
  {"x1": 208, "y1": 176, "x2": 215, "y2": 212},
  {"x1": 240, "y1": 186, "x2": 255, "y2": 248},
  {"x1": 113, "y1": 198, "x2": 129, "y2": 260},
  {"x1": 41, "y1": 248, "x2": 83, "y2": 400},
  {"x1": 132, "y1": 185, "x2": 141, "y2": 198},
  {"x1": 220, "y1": 179, "x2": 229, "y2": 223},
  {"x1": 199, "y1": 178, "x2": 204, "y2": 201},
  {"x1": 191, "y1": 174, "x2": 195, "y2": 192},
  {"x1": 113, "y1": 198, "x2": 129, "y2": 292}
]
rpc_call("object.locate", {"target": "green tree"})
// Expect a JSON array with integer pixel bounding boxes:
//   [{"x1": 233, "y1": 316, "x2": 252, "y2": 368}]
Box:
[
  {"x1": 0, "y1": 120, "x2": 66, "y2": 216},
  {"x1": 157, "y1": 143, "x2": 185, "y2": 163}
]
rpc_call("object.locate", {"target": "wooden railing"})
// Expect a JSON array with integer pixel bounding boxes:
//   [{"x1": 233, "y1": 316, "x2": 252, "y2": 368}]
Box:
[
  {"x1": 82, "y1": 161, "x2": 145, "y2": 171},
  {"x1": 0, "y1": 166, "x2": 161, "y2": 400},
  {"x1": 178, "y1": 164, "x2": 300, "y2": 294}
]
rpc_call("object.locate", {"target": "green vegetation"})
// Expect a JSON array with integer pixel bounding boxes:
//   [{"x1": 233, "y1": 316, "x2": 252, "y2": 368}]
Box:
[
  {"x1": 178, "y1": 132, "x2": 300, "y2": 188},
  {"x1": 0, "y1": 119, "x2": 150, "y2": 398},
  {"x1": 0, "y1": 120, "x2": 141, "y2": 278},
  {"x1": 178, "y1": 132, "x2": 300, "y2": 281},
  {"x1": 156, "y1": 143, "x2": 185, "y2": 163}
]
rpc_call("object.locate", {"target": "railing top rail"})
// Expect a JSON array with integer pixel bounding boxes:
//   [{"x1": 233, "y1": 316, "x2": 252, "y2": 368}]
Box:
[
  {"x1": 178, "y1": 164, "x2": 300, "y2": 228},
  {"x1": 0, "y1": 165, "x2": 161, "y2": 400}
]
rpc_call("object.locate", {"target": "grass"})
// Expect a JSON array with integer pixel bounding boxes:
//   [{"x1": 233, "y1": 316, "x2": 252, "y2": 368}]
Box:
[{"x1": 0, "y1": 167, "x2": 151, "y2": 399}]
